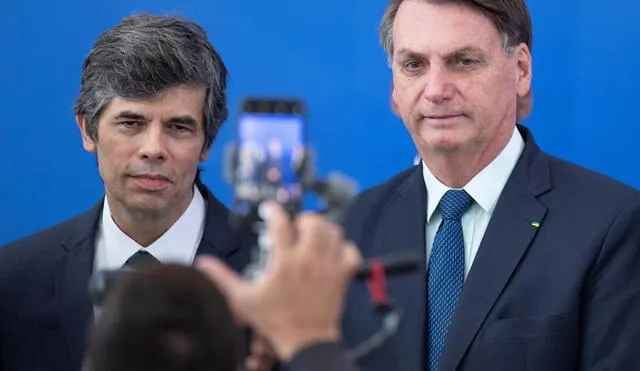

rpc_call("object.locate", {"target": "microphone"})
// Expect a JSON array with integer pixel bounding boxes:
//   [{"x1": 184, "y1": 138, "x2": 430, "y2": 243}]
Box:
[
  {"x1": 345, "y1": 251, "x2": 422, "y2": 361},
  {"x1": 354, "y1": 251, "x2": 422, "y2": 280}
]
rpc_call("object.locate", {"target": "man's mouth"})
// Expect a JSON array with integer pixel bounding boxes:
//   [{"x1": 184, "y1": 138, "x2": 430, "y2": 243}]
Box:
[{"x1": 130, "y1": 174, "x2": 171, "y2": 191}]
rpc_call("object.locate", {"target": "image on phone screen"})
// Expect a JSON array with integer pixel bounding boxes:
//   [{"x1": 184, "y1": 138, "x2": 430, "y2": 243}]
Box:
[{"x1": 234, "y1": 108, "x2": 306, "y2": 213}]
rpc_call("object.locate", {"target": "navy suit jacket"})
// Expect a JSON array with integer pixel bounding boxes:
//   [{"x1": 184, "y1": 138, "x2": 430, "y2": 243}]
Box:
[
  {"x1": 0, "y1": 183, "x2": 252, "y2": 371},
  {"x1": 340, "y1": 126, "x2": 640, "y2": 371}
]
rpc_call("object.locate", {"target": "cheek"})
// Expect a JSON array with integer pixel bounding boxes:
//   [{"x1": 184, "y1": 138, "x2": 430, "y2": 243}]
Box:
[
  {"x1": 464, "y1": 72, "x2": 512, "y2": 113},
  {"x1": 95, "y1": 140, "x2": 130, "y2": 179},
  {"x1": 392, "y1": 83, "x2": 415, "y2": 117},
  {"x1": 487, "y1": 66, "x2": 518, "y2": 101},
  {"x1": 96, "y1": 149, "x2": 118, "y2": 181},
  {"x1": 174, "y1": 145, "x2": 205, "y2": 174}
]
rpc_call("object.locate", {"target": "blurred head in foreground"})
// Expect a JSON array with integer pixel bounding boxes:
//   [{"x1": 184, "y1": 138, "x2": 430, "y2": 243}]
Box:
[{"x1": 83, "y1": 264, "x2": 238, "y2": 371}]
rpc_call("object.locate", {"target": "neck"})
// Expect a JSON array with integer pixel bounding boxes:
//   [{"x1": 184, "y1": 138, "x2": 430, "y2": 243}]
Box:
[
  {"x1": 422, "y1": 129, "x2": 513, "y2": 189},
  {"x1": 424, "y1": 156, "x2": 484, "y2": 189},
  {"x1": 107, "y1": 191, "x2": 193, "y2": 247},
  {"x1": 111, "y1": 214, "x2": 172, "y2": 247}
]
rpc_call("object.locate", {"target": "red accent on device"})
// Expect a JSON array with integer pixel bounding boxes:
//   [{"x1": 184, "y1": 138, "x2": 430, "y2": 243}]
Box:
[{"x1": 366, "y1": 260, "x2": 388, "y2": 307}]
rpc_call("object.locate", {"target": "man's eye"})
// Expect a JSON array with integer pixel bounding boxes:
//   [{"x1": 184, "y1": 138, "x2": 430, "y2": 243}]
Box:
[
  {"x1": 458, "y1": 58, "x2": 477, "y2": 67},
  {"x1": 170, "y1": 124, "x2": 191, "y2": 133},
  {"x1": 404, "y1": 61, "x2": 423, "y2": 70},
  {"x1": 120, "y1": 121, "x2": 141, "y2": 128}
]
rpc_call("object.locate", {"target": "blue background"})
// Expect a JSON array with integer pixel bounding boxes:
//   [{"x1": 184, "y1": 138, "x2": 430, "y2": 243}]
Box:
[{"x1": 1, "y1": 0, "x2": 639, "y2": 245}]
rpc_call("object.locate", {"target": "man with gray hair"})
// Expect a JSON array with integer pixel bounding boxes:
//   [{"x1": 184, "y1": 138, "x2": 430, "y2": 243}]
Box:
[
  {"x1": 340, "y1": 0, "x2": 640, "y2": 370},
  {"x1": 0, "y1": 14, "x2": 254, "y2": 371}
]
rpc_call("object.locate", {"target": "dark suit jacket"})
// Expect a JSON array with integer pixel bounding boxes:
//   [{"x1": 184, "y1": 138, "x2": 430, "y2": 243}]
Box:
[
  {"x1": 289, "y1": 342, "x2": 358, "y2": 371},
  {"x1": 340, "y1": 125, "x2": 640, "y2": 371},
  {"x1": 0, "y1": 183, "x2": 252, "y2": 371}
]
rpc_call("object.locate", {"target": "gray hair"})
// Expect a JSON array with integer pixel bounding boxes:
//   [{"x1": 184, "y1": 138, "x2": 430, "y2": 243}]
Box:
[
  {"x1": 73, "y1": 14, "x2": 228, "y2": 148},
  {"x1": 379, "y1": 0, "x2": 533, "y2": 65}
]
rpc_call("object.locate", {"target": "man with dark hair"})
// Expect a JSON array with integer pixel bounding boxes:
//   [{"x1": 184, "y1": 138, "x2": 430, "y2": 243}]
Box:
[
  {"x1": 84, "y1": 203, "x2": 361, "y2": 371},
  {"x1": 0, "y1": 14, "x2": 252, "y2": 371},
  {"x1": 341, "y1": 0, "x2": 640, "y2": 370}
]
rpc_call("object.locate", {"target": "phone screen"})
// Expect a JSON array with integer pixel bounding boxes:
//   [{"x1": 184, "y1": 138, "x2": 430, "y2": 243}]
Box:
[{"x1": 234, "y1": 105, "x2": 306, "y2": 213}]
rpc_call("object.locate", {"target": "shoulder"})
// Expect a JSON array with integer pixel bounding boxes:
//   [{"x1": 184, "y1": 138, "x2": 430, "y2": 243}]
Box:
[
  {"x1": 0, "y1": 205, "x2": 100, "y2": 282},
  {"x1": 341, "y1": 166, "x2": 421, "y2": 235},
  {"x1": 352, "y1": 166, "x2": 420, "y2": 208},
  {"x1": 545, "y1": 153, "x2": 640, "y2": 211},
  {"x1": 520, "y1": 125, "x2": 639, "y2": 210}
]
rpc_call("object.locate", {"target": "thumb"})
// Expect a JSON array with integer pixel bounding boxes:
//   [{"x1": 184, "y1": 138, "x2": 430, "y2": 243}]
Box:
[
  {"x1": 196, "y1": 255, "x2": 246, "y2": 305},
  {"x1": 342, "y1": 241, "x2": 363, "y2": 279}
]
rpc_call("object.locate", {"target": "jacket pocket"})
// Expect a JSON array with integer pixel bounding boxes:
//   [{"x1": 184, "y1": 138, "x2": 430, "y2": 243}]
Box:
[{"x1": 482, "y1": 313, "x2": 568, "y2": 339}]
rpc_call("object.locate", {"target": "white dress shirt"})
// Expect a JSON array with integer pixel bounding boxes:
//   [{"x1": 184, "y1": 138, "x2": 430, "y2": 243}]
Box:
[
  {"x1": 423, "y1": 127, "x2": 524, "y2": 278},
  {"x1": 93, "y1": 185, "x2": 207, "y2": 272}
]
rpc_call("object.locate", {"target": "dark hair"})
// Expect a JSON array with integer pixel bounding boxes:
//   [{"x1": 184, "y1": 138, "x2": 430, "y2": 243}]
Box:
[
  {"x1": 380, "y1": 0, "x2": 533, "y2": 63},
  {"x1": 84, "y1": 264, "x2": 238, "y2": 371},
  {"x1": 73, "y1": 14, "x2": 228, "y2": 149}
]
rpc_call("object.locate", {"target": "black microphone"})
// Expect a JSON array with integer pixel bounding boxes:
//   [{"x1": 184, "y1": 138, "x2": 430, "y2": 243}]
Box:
[{"x1": 354, "y1": 251, "x2": 422, "y2": 280}]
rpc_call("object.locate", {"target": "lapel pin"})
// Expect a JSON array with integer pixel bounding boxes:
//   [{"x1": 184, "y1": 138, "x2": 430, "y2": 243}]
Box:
[{"x1": 531, "y1": 221, "x2": 541, "y2": 228}]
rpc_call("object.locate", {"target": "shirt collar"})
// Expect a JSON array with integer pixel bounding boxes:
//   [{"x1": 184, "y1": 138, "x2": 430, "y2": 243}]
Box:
[
  {"x1": 100, "y1": 185, "x2": 206, "y2": 268},
  {"x1": 423, "y1": 126, "x2": 525, "y2": 221}
]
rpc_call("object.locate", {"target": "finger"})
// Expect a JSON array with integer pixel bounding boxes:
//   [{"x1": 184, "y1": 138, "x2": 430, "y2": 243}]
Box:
[
  {"x1": 295, "y1": 213, "x2": 331, "y2": 258},
  {"x1": 244, "y1": 356, "x2": 260, "y2": 371},
  {"x1": 195, "y1": 256, "x2": 246, "y2": 305},
  {"x1": 262, "y1": 201, "x2": 296, "y2": 254},
  {"x1": 244, "y1": 356, "x2": 271, "y2": 371},
  {"x1": 341, "y1": 241, "x2": 363, "y2": 279},
  {"x1": 310, "y1": 218, "x2": 345, "y2": 263},
  {"x1": 246, "y1": 346, "x2": 271, "y2": 371},
  {"x1": 250, "y1": 335, "x2": 269, "y2": 356},
  {"x1": 327, "y1": 224, "x2": 346, "y2": 262}
]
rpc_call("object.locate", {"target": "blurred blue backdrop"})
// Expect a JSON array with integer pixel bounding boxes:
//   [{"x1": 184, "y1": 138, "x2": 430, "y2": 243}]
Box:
[{"x1": 1, "y1": 0, "x2": 639, "y2": 245}]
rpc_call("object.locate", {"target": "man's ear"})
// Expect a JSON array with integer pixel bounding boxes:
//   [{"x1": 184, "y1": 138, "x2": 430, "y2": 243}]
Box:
[
  {"x1": 391, "y1": 81, "x2": 400, "y2": 116},
  {"x1": 199, "y1": 146, "x2": 211, "y2": 162},
  {"x1": 517, "y1": 91, "x2": 533, "y2": 122},
  {"x1": 76, "y1": 114, "x2": 97, "y2": 152},
  {"x1": 515, "y1": 43, "x2": 532, "y2": 99}
]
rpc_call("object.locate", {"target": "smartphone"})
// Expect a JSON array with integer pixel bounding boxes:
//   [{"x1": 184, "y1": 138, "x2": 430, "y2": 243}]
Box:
[{"x1": 232, "y1": 98, "x2": 307, "y2": 216}]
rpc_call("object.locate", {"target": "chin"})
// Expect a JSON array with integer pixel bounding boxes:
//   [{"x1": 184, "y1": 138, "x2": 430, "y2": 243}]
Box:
[
  {"x1": 127, "y1": 195, "x2": 169, "y2": 216},
  {"x1": 427, "y1": 141, "x2": 467, "y2": 154},
  {"x1": 418, "y1": 130, "x2": 469, "y2": 154}
]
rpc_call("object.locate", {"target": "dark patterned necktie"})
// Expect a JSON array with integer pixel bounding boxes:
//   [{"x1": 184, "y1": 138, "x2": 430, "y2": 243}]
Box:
[{"x1": 427, "y1": 189, "x2": 474, "y2": 370}]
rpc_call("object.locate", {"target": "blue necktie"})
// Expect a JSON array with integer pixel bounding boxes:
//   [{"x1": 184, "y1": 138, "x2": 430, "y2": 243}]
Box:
[{"x1": 427, "y1": 189, "x2": 473, "y2": 371}]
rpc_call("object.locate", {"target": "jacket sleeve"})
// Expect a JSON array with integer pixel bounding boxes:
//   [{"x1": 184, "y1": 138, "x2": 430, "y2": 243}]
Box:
[{"x1": 580, "y1": 196, "x2": 640, "y2": 370}]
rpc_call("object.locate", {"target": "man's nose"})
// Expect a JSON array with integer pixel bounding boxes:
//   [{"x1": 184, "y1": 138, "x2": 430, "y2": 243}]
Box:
[
  {"x1": 137, "y1": 123, "x2": 168, "y2": 161},
  {"x1": 422, "y1": 65, "x2": 455, "y2": 104}
]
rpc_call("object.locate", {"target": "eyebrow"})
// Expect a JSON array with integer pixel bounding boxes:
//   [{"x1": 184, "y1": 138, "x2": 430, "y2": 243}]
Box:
[
  {"x1": 166, "y1": 115, "x2": 199, "y2": 128},
  {"x1": 396, "y1": 48, "x2": 424, "y2": 61},
  {"x1": 113, "y1": 110, "x2": 199, "y2": 127},
  {"x1": 395, "y1": 46, "x2": 486, "y2": 60},
  {"x1": 113, "y1": 110, "x2": 147, "y2": 121},
  {"x1": 445, "y1": 46, "x2": 486, "y2": 59}
]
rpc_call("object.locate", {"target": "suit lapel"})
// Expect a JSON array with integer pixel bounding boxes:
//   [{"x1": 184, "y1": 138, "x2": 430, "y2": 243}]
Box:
[
  {"x1": 55, "y1": 201, "x2": 102, "y2": 369},
  {"x1": 439, "y1": 126, "x2": 551, "y2": 371},
  {"x1": 194, "y1": 183, "x2": 246, "y2": 260},
  {"x1": 373, "y1": 166, "x2": 428, "y2": 371}
]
